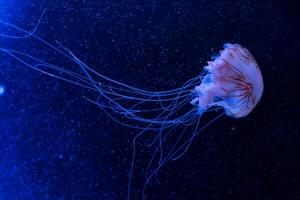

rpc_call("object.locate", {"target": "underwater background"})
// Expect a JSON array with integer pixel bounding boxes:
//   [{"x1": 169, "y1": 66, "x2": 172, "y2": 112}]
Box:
[{"x1": 0, "y1": 0, "x2": 299, "y2": 199}]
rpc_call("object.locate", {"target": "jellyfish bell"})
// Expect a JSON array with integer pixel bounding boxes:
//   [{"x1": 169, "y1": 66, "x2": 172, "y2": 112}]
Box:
[{"x1": 191, "y1": 43, "x2": 264, "y2": 118}]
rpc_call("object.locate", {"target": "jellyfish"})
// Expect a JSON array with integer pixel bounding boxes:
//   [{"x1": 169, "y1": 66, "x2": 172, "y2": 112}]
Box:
[{"x1": 0, "y1": 17, "x2": 263, "y2": 199}]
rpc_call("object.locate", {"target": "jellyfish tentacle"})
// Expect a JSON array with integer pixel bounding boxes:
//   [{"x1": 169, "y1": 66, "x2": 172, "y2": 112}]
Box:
[
  {"x1": 127, "y1": 96, "x2": 195, "y2": 200},
  {"x1": 142, "y1": 111, "x2": 224, "y2": 198},
  {"x1": 170, "y1": 112, "x2": 224, "y2": 161},
  {"x1": 1, "y1": 21, "x2": 199, "y2": 99},
  {"x1": 0, "y1": 9, "x2": 45, "y2": 39}
]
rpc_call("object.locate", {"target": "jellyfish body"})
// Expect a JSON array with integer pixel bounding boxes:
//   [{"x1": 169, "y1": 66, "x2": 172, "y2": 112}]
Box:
[
  {"x1": 191, "y1": 43, "x2": 264, "y2": 118},
  {"x1": 0, "y1": 18, "x2": 263, "y2": 199}
]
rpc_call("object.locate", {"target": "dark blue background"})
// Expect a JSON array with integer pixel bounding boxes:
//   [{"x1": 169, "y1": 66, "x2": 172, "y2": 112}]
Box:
[{"x1": 0, "y1": 0, "x2": 299, "y2": 199}]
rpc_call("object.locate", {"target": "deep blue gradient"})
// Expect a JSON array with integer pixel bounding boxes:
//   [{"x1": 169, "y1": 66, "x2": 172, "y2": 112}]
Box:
[{"x1": 0, "y1": 0, "x2": 299, "y2": 199}]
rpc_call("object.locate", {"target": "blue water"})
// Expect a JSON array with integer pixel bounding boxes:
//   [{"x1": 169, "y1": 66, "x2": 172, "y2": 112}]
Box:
[{"x1": 0, "y1": 0, "x2": 299, "y2": 199}]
